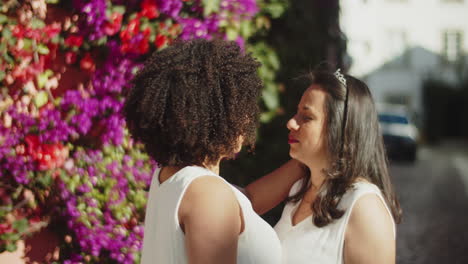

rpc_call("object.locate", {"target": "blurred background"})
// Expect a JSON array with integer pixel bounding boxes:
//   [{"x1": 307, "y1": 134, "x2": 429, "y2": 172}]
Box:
[{"x1": 0, "y1": 0, "x2": 467, "y2": 263}]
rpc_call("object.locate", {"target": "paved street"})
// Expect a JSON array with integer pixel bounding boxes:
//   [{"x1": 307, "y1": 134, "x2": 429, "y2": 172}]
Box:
[{"x1": 393, "y1": 142, "x2": 468, "y2": 264}]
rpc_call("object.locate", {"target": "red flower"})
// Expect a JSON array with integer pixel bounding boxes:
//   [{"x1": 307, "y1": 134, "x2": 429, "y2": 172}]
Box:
[
  {"x1": 142, "y1": 27, "x2": 151, "y2": 37},
  {"x1": 120, "y1": 43, "x2": 130, "y2": 54},
  {"x1": 119, "y1": 29, "x2": 132, "y2": 42},
  {"x1": 65, "y1": 51, "x2": 77, "y2": 65},
  {"x1": 12, "y1": 25, "x2": 25, "y2": 38},
  {"x1": 44, "y1": 23, "x2": 62, "y2": 39},
  {"x1": 0, "y1": 223, "x2": 13, "y2": 234},
  {"x1": 138, "y1": 38, "x2": 149, "y2": 54},
  {"x1": 140, "y1": 0, "x2": 159, "y2": 19},
  {"x1": 24, "y1": 134, "x2": 69, "y2": 171},
  {"x1": 104, "y1": 12, "x2": 123, "y2": 36},
  {"x1": 80, "y1": 53, "x2": 95, "y2": 72},
  {"x1": 155, "y1": 34, "x2": 167, "y2": 49},
  {"x1": 25, "y1": 135, "x2": 40, "y2": 156},
  {"x1": 36, "y1": 143, "x2": 68, "y2": 171},
  {"x1": 65, "y1": 35, "x2": 83, "y2": 47},
  {"x1": 127, "y1": 18, "x2": 141, "y2": 35}
]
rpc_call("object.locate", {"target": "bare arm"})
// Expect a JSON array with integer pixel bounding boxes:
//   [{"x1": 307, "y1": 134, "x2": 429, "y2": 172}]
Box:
[
  {"x1": 180, "y1": 176, "x2": 242, "y2": 264},
  {"x1": 245, "y1": 159, "x2": 305, "y2": 215},
  {"x1": 344, "y1": 194, "x2": 396, "y2": 264}
]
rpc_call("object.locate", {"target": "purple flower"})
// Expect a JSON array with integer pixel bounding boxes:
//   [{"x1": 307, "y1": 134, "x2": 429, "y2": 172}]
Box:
[
  {"x1": 178, "y1": 18, "x2": 212, "y2": 40},
  {"x1": 156, "y1": 0, "x2": 183, "y2": 18},
  {"x1": 73, "y1": 0, "x2": 108, "y2": 41},
  {"x1": 220, "y1": 0, "x2": 259, "y2": 20}
]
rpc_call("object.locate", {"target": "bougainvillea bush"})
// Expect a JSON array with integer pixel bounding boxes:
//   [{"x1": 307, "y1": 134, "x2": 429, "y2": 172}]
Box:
[{"x1": 0, "y1": 0, "x2": 286, "y2": 263}]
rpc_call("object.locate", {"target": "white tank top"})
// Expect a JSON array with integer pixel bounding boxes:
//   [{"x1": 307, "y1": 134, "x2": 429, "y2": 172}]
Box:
[
  {"x1": 274, "y1": 180, "x2": 395, "y2": 264},
  {"x1": 141, "y1": 166, "x2": 282, "y2": 264}
]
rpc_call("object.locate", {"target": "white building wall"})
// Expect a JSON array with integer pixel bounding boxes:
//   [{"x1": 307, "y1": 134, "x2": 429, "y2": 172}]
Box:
[{"x1": 340, "y1": 0, "x2": 468, "y2": 121}]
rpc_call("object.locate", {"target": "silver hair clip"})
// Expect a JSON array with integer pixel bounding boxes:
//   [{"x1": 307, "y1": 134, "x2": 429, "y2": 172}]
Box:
[{"x1": 334, "y1": 69, "x2": 347, "y2": 87}]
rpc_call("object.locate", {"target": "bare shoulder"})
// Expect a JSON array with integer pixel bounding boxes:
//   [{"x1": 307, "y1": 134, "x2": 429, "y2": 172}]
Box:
[
  {"x1": 179, "y1": 176, "x2": 240, "y2": 224},
  {"x1": 348, "y1": 193, "x2": 394, "y2": 237},
  {"x1": 345, "y1": 193, "x2": 395, "y2": 264}
]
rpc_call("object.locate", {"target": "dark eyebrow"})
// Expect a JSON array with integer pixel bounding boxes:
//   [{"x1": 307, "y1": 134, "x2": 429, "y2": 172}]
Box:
[
  {"x1": 302, "y1": 105, "x2": 317, "y2": 114},
  {"x1": 298, "y1": 105, "x2": 318, "y2": 118}
]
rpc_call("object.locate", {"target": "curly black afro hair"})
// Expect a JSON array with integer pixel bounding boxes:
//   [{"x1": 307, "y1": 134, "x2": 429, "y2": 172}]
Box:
[{"x1": 123, "y1": 39, "x2": 263, "y2": 167}]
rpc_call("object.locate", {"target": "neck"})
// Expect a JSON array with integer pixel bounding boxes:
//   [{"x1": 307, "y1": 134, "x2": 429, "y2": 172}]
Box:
[
  {"x1": 201, "y1": 156, "x2": 224, "y2": 175},
  {"x1": 203, "y1": 161, "x2": 221, "y2": 175},
  {"x1": 160, "y1": 159, "x2": 222, "y2": 184},
  {"x1": 304, "y1": 157, "x2": 329, "y2": 190}
]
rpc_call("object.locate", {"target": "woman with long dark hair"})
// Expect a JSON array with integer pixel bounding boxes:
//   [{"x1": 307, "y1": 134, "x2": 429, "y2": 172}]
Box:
[{"x1": 246, "y1": 69, "x2": 402, "y2": 264}]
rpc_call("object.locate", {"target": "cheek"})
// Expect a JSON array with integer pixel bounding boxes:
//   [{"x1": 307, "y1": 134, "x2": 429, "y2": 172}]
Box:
[{"x1": 306, "y1": 126, "x2": 327, "y2": 151}]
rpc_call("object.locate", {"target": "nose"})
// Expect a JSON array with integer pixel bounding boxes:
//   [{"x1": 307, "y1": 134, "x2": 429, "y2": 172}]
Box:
[{"x1": 287, "y1": 116, "x2": 299, "y2": 131}]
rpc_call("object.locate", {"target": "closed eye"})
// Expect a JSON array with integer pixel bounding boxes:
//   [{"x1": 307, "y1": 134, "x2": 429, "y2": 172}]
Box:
[{"x1": 300, "y1": 114, "x2": 313, "y2": 121}]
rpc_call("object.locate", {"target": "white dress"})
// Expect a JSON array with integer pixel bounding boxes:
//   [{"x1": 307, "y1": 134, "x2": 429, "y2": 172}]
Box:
[
  {"x1": 274, "y1": 180, "x2": 395, "y2": 264},
  {"x1": 141, "y1": 166, "x2": 282, "y2": 264}
]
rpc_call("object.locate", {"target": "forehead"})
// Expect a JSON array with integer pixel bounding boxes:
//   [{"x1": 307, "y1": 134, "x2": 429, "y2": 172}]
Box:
[{"x1": 299, "y1": 84, "x2": 327, "y2": 114}]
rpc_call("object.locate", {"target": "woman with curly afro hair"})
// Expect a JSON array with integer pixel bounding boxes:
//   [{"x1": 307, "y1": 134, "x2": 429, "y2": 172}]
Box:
[{"x1": 124, "y1": 39, "x2": 282, "y2": 264}]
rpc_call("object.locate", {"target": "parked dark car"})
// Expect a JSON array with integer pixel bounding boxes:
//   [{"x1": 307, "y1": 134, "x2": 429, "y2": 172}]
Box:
[{"x1": 377, "y1": 104, "x2": 418, "y2": 162}]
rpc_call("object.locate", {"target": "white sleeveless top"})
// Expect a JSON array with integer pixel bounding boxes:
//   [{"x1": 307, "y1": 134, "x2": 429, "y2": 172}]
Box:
[
  {"x1": 274, "y1": 180, "x2": 395, "y2": 264},
  {"x1": 141, "y1": 166, "x2": 282, "y2": 264}
]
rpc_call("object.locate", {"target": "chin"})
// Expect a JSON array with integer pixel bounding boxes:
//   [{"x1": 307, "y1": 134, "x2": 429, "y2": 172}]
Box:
[{"x1": 289, "y1": 149, "x2": 297, "y2": 160}]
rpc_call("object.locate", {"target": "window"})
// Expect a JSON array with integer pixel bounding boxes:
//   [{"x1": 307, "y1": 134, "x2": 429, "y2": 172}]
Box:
[{"x1": 443, "y1": 30, "x2": 463, "y2": 62}]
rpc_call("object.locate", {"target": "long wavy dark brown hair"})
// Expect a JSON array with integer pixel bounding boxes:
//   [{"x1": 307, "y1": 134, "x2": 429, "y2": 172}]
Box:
[{"x1": 287, "y1": 70, "x2": 402, "y2": 227}]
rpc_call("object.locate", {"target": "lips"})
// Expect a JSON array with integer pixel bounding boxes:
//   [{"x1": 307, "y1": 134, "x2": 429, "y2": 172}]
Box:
[{"x1": 288, "y1": 136, "x2": 299, "y2": 144}]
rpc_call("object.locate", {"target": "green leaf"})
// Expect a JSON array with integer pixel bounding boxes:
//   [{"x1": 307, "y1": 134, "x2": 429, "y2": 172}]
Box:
[
  {"x1": 36, "y1": 74, "x2": 47, "y2": 89},
  {"x1": 0, "y1": 14, "x2": 8, "y2": 24},
  {"x1": 34, "y1": 91, "x2": 49, "y2": 108},
  {"x1": 264, "y1": 3, "x2": 287, "y2": 18},
  {"x1": 5, "y1": 243, "x2": 17, "y2": 252},
  {"x1": 267, "y1": 52, "x2": 280, "y2": 70},
  {"x1": 51, "y1": 35, "x2": 60, "y2": 44},
  {"x1": 23, "y1": 39, "x2": 33, "y2": 51},
  {"x1": 0, "y1": 71, "x2": 5, "y2": 82},
  {"x1": 240, "y1": 21, "x2": 253, "y2": 38},
  {"x1": 37, "y1": 44, "x2": 49, "y2": 55},
  {"x1": 46, "y1": 0, "x2": 60, "y2": 4},
  {"x1": 2, "y1": 52, "x2": 14, "y2": 64},
  {"x1": 260, "y1": 111, "x2": 276, "y2": 123},
  {"x1": 96, "y1": 36, "x2": 108, "y2": 46},
  {"x1": 226, "y1": 27, "x2": 238, "y2": 41},
  {"x1": 203, "y1": 0, "x2": 221, "y2": 16},
  {"x1": 36, "y1": 70, "x2": 53, "y2": 89},
  {"x1": 30, "y1": 18, "x2": 46, "y2": 29},
  {"x1": 12, "y1": 218, "x2": 28, "y2": 233},
  {"x1": 262, "y1": 88, "x2": 279, "y2": 110},
  {"x1": 2, "y1": 28, "x2": 12, "y2": 39},
  {"x1": 112, "y1": 5, "x2": 126, "y2": 14},
  {"x1": 37, "y1": 173, "x2": 52, "y2": 187}
]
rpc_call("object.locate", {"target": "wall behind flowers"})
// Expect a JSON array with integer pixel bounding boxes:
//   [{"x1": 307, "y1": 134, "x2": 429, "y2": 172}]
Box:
[{"x1": 0, "y1": 0, "x2": 287, "y2": 263}]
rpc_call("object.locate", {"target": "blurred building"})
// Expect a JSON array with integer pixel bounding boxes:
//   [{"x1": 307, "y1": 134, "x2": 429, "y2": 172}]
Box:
[{"x1": 340, "y1": 0, "x2": 468, "y2": 123}]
